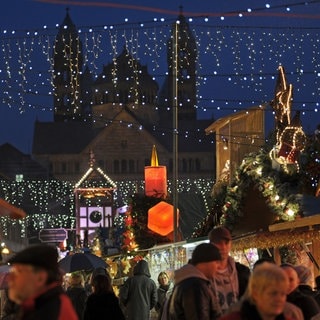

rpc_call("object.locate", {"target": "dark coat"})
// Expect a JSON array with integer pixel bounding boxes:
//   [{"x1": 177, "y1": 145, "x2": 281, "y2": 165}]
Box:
[
  {"x1": 119, "y1": 260, "x2": 157, "y2": 320},
  {"x1": 156, "y1": 282, "x2": 173, "y2": 312},
  {"x1": 168, "y1": 264, "x2": 220, "y2": 320},
  {"x1": 219, "y1": 300, "x2": 290, "y2": 320},
  {"x1": 235, "y1": 262, "x2": 250, "y2": 299},
  {"x1": 66, "y1": 286, "x2": 87, "y2": 320},
  {"x1": 83, "y1": 292, "x2": 125, "y2": 320},
  {"x1": 297, "y1": 284, "x2": 316, "y2": 298},
  {"x1": 287, "y1": 288, "x2": 320, "y2": 320},
  {"x1": 17, "y1": 283, "x2": 78, "y2": 320}
]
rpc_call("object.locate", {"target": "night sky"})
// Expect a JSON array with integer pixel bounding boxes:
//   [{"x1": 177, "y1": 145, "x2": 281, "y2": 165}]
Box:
[{"x1": 0, "y1": 0, "x2": 319, "y2": 153}]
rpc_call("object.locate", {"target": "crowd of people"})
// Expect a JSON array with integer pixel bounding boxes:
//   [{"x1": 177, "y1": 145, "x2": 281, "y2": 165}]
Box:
[{"x1": 2, "y1": 226, "x2": 320, "y2": 320}]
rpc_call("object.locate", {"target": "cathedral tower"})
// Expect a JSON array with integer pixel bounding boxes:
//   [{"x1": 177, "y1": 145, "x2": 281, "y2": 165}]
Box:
[
  {"x1": 53, "y1": 8, "x2": 85, "y2": 122},
  {"x1": 158, "y1": 7, "x2": 198, "y2": 124}
]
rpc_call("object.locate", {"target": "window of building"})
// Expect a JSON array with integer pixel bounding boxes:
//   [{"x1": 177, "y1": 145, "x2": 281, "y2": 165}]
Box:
[
  {"x1": 189, "y1": 158, "x2": 194, "y2": 172},
  {"x1": 114, "y1": 160, "x2": 119, "y2": 173},
  {"x1": 129, "y1": 160, "x2": 135, "y2": 173},
  {"x1": 61, "y1": 162, "x2": 67, "y2": 173},
  {"x1": 182, "y1": 159, "x2": 188, "y2": 172},
  {"x1": 74, "y1": 161, "x2": 80, "y2": 173},
  {"x1": 195, "y1": 158, "x2": 201, "y2": 171},
  {"x1": 121, "y1": 160, "x2": 127, "y2": 173}
]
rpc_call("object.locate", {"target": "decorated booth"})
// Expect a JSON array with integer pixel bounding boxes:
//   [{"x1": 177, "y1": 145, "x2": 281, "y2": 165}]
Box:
[{"x1": 191, "y1": 66, "x2": 320, "y2": 277}]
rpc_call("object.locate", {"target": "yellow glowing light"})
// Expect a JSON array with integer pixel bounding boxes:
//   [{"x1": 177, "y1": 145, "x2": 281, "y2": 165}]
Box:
[{"x1": 286, "y1": 208, "x2": 295, "y2": 217}]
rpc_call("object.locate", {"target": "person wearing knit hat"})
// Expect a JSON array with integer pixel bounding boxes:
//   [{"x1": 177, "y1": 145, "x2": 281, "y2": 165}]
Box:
[
  {"x1": 208, "y1": 226, "x2": 250, "y2": 314},
  {"x1": 281, "y1": 263, "x2": 320, "y2": 319},
  {"x1": 7, "y1": 244, "x2": 78, "y2": 320},
  {"x1": 166, "y1": 243, "x2": 222, "y2": 319},
  {"x1": 294, "y1": 264, "x2": 318, "y2": 301}
]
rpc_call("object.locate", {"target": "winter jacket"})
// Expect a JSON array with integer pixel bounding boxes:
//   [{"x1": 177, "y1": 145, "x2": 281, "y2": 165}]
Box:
[
  {"x1": 225, "y1": 294, "x2": 303, "y2": 320},
  {"x1": 168, "y1": 264, "x2": 221, "y2": 320},
  {"x1": 83, "y1": 291, "x2": 125, "y2": 320},
  {"x1": 156, "y1": 282, "x2": 174, "y2": 320},
  {"x1": 119, "y1": 260, "x2": 157, "y2": 320},
  {"x1": 16, "y1": 282, "x2": 78, "y2": 320},
  {"x1": 235, "y1": 262, "x2": 250, "y2": 298},
  {"x1": 66, "y1": 286, "x2": 87, "y2": 320},
  {"x1": 298, "y1": 284, "x2": 317, "y2": 298},
  {"x1": 287, "y1": 288, "x2": 320, "y2": 320},
  {"x1": 219, "y1": 299, "x2": 293, "y2": 320}
]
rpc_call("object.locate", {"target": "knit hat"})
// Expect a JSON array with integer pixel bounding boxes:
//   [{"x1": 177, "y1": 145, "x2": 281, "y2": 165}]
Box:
[
  {"x1": 294, "y1": 265, "x2": 312, "y2": 285},
  {"x1": 191, "y1": 243, "x2": 221, "y2": 265},
  {"x1": 208, "y1": 226, "x2": 232, "y2": 243},
  {"x1": 8, "y1": 244, "x2": 59, "y2": 273}
]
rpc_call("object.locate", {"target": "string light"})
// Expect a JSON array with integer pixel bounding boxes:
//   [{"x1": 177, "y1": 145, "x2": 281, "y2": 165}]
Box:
[
  {"x1": 0, "y1": 178, "x2": 213, "y2": 238},
  {"x1": 0, "y1": 17, "x2": 320, "y2": 124}
]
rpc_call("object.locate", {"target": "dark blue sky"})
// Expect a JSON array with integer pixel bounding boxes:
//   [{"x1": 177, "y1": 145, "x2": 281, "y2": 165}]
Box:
[{"x1": 0, "y1": 0, "x2": 319, "y2": 153}]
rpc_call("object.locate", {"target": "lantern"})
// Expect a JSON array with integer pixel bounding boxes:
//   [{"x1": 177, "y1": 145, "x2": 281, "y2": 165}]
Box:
[
  {"x1": 147, "y1": 201, "x2": 179, "y2": 236},
  {"x1": 144, "y1": 145, "x2": 167, "y2": 198}
]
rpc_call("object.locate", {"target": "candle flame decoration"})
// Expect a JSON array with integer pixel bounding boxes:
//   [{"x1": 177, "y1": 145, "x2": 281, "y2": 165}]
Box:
[
  {"x1": 151, "y1": 144, "x2": 159, "y2": 166},
  {"x1": 144, "y1": 145, "x2": 167, "y2": 198}
]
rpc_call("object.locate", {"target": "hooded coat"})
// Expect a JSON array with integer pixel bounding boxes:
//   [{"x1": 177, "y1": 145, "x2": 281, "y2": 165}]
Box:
[
  {"x1": 120, "y1": 260, "x2": 157, "y2": 320},
  {"x1": 167, "y1": 264, "x2": 221, "y2": 320}
]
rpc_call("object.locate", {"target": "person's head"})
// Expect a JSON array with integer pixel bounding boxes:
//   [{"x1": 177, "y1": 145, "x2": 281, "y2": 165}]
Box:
[
  {"x1": 294, "y1": 265, "x2": 312, "y2": 286},
  {"x1": 133, "y1": 259, "x2": 151, "y2": 277},
  {"x1": 248, "y1": 263, "x2": 289, "y2": 318},
  {"x1": 190, "y1": 243, "x2": 221, "y2": 279},
  {"x1": 208, "y1": 226, "x2": 232, "y2": 261},
  {"x1": 280, "y1": 263, "x2": 299, "y2": 294},
  {"x1": 90, "y1": 267, "x2": 108, "y2": 285},
  {"x1": 92, "y1": 274, "x2": 113, "y2": 295},
  {"x1": 7, "y1": 244, "x2": 61, "y2": 304},
  {"x1": 68, "y1": 272, "x2": 84, "y2": 288},
  {"x1": 253, "y1": 257, "x2": 276, "y2": 269},
  {"x1": 158, "y1": 271, "x2": 169, "y2": 286}
]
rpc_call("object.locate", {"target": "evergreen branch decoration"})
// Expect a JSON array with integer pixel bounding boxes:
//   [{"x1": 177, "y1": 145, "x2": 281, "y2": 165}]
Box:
[{"x1": 192, "y1": 148, "x2": 306, "y2": 238}]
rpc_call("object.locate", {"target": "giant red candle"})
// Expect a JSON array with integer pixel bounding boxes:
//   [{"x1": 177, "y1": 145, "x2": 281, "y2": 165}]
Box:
[
  {"x1": 144, "y1": 166, "x2": 167, "y2": 198},
  {"x1": 144, "y1": 145, "x2": 167, "y2": 198}
]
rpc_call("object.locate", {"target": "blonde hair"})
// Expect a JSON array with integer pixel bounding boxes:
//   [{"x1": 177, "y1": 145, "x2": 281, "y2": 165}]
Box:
[
  {"x1": 247, "y1": 263, "x2": 288, "y2": 303},
  {"x1": 69, "y1": 272, "x2": 84, "y2": 287}
]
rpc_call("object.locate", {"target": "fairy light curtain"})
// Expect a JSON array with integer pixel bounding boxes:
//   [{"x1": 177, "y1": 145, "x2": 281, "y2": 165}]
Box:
[
  {"x1": 0, "y1": 18, "x2": 319, "y2": 130},
  {"x1": 0, "y1": 178, "x2": 212, "y2": 239}
]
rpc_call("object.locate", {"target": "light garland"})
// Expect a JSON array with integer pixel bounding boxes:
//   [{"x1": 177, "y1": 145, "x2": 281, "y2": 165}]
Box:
[
  {"x1": 231, "y1": 229, "x2": 320, "y2": 252},
  {"x1": 0, "y1": 178, "x2": 213, "y2": 240},
  {"x1": 220, "y1": 150, "x2": 302, "y2": 226},
  {"x1": 0, "y1": 18, "x2": 320, "y2": 122}
]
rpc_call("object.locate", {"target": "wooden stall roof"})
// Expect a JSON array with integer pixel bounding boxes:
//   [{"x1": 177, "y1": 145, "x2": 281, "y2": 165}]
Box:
[
  {"x1": 205, "y1": 105, "x2": 266, "y2": 134},
  {"x1": 269, "y1": 215, "x2": 320, "y2": 232},
  {"x1": 231, "y1": 213, "x2": 320, "y2": 251}
]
